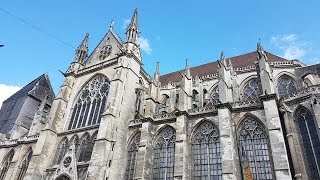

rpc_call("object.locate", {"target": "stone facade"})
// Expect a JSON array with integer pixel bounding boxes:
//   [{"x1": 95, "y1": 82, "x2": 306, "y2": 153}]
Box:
[{"x1": 1, "y1": 9, "x2": 320, "y2": 180}]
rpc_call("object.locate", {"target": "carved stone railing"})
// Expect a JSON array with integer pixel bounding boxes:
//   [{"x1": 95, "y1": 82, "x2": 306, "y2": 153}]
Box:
[
  {"x1": 187, "y1": 105, "x2": 217, "y2": 115},
  {"x1": 153, "y1": 113, "x2": 177, "y2": 120},
  {"x1": 0, "y1": 134, "x2": 39, "y2": 147},
  {"x1": 234, "y1": 98, "x2": 262, "y2": 108},
  {"x1": 282, "y1": 85, "x2": 320, "y2": 101},
  {"x1": 129, "y1": 119, "x2": 142, "y2": 126}
]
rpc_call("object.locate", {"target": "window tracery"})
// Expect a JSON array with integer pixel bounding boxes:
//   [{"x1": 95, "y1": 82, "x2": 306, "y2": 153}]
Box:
[
  {"x1": 242, "y1": 78, "x2": 262, "y2": 101},
  {"x1": 98, "y1": 45, "x2": 112, "y2": 60},
  {"x1": 153, "y1": 127, "x2": 176, "y2": 180},
  {"x1": 210, "y1": 86, "x2": 219, "y2": 104},
  {"x1": 54, "y1": 138, "x2": 69, "y2": 165},
  {"x1": 78, "y1": 132, "x2": 97, "y2": 162},
  {"x1": 295, "y1": 106, "x2": 320, "y2": 179},
  {"x1": 277, "y1": 75, "x2": 297, "y2": 97},
  {"x1": 0, "y1": 150, "x2": 14, "y2": 180},
  {"x1": 16, "y1": 149, "x2": 33, "y2": 180},
  {"x1": 192, "y1": 122, "x2": 222, "y2": 179},
  {"x1": 68, "y1": 75, "x2": 110, "y2": 130},
  {"x1": 125, "y1": 132, "x2": 141, "y2": 180},
  {"x1": 237, "y1": 117, "x2": 273, "y2": 180}
]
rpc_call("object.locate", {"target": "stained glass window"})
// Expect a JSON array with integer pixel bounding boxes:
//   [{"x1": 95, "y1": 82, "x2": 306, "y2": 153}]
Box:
[
  {"x1": 237, "y1": 117, "x2": 273, "y2": 180},
  {"x1": 68, "y1": 75, "x2": 110, "y2": 130},
  {"x1": 242, "y1": 78, "x2": 262, "y2": 101},
  {"x1": 277, "y1": 75, "x2": 297, "y2": 98},
  {"x1": 295, "y1": 106, "x2": 320, "y2": 179},
  {"x1": 78, "y1": 132, "x2": 97, "y2": 162},
  {"x1": 54, "y1": 138, "x2": 69, "y2": 165},
  {"x1": 0, "y1": 150, "x2": 14, "y2": 180},
  {"x1": 16, "y1": 149, "x2": 33, "y2": 180},
  {"x1": 125, "y1": 132, "x2": 141, "y2": 180},
  {"x1": 192, "y1": 121, "x2": 222, "y2": 180},
  {"x1": 153, "y1": 127, "x2": 176, "y2": 180}
]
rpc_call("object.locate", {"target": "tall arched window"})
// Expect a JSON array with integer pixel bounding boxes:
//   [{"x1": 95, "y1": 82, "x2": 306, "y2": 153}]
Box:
[
  {"x1": 210, "y1": 86, "x2": 219, "y2": 104},
  {"x1": 153, "y1": 127, "x2": 176, "y2": 180},
  {"x1": 16, "y1": 149, "x2": 33, "y2": 180},
  {"x1": 78, "y1": 132, "x2": 97, "y2": 162},
  {"x1": 68, "y1": 75, "x2": 110, "y2": 130},
  {"x1": 125, "y1": 132, "x2": 141, "y2": 180},
  {"x1": 54, "y1": 138, "x2": 69, "y2": 165},
  {"x1": 237, "y1": 117, "x2": 273, "y2": 180},
  {"x1": 295, "y1": 106, "x2": 320, "y2": 179},
  {"x1": 277, "y1": 75, "x2": 297, "y2": 98},
  {"x1": 192, "y1": 121, "x2": 222, "y2": 179},
  {"x1": 242, "y1": 78, "x2": 262, "y2": 101},
  {"x1": 0, "y1": 150, "x2": 14, "y2": 180}
]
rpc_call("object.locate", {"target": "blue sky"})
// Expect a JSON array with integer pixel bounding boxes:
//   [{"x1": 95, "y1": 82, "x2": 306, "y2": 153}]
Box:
[{"x1": 1, "y1": 0, "x2": 320, "y2": 106}]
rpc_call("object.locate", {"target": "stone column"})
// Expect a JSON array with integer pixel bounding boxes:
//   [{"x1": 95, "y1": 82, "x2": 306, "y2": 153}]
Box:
[
  {"x1": 218, "y1": 107, "x2": 235, "y2": 179},
  {"x1": 262, "y1": 99, "x2": 291, "y2": 179},
  {"x1": 174, "y1": 114, "x2": 191, "y2": 179}
]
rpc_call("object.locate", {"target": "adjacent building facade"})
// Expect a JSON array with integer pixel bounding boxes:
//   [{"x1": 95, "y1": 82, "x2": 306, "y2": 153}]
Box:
[{"x1": 1, "y1": 9, "x2": 320, "y2": 180}]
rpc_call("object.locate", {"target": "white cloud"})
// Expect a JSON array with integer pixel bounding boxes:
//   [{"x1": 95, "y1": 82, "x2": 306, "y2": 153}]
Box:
[
  {"x1": 271, "y1": 34, "x2": 307, "y2": 60},
  {"x1": 283, "y1": 46, "x2": 305, "y2": 60},
  {"x1": 0, "y1": 84, "x2": 21, "y2": 109},
  {"x1": 138, "y1": 36, "x2": 152, "y2": 54}
]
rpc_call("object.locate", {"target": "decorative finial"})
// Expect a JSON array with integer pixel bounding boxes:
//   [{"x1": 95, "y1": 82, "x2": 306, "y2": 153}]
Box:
[
  {"x1": 156, "y1": 61, "x2": 160, "y2": 74},
  {"x1": 110, "y1": 20, "x2": 114, "y2": 30},
  {"x1": 257, "y1": 38, "x2": 263, "y2": 52},
  {"x1": 220, "y1": 51, "x2": 225, "y2": 60},
  {"x1": 186, "y1": 58, "x2": 189, "y2": 69}
]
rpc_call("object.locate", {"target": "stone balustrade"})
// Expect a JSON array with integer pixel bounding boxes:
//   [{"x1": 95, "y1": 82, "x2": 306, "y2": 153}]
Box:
[
  {"x1": 282, "y1": 84, "x2": 320, "y2": 101},
  {"x1": 0, "y1": 134, "x2": 39, "y2": 147}
]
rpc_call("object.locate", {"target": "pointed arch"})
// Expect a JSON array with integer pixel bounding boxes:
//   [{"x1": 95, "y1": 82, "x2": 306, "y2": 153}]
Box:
[
  {"x1": 125, "y1": 131, "x2": 141, "y2": 180},
  {"x1": 277, "y1": 74, "x2": 297, "y2": 98},
  {"x1": 237, "y1": 115, "x2": 273, "y2": 180},
  {"x1": 191, "y1": 120, "x2": 222, "y2": 179},
  {"x1": 153, "y1": 126, "x2": 176, "y2": 180},
  {"x1": 68, "y1": 74, "x2": 110, "y2": 130},
  {"x1": 53, "y1": 137, "x2": 69, "y2": 165},
  {"x1": 0, "y1": 149, "x2": 14, "y2": 180},
  {"x1": 240, "y1": 77, "x2": 262, "y2": 101},
  {"x1": 294, "y1": 106, "x2": 320, "y2": 178},
  {"x1": 70, "y1": 135, "x2": 79, "y2": 161},
  {"x1": 16, "y1": 148, "x2": 33, "y2": 180},
  {"x1": 78, "y1": 133, "x2": 91, "y2": 162},
  {"x1": 208, "y1": 84, "x2": 219, "y2": 105}
]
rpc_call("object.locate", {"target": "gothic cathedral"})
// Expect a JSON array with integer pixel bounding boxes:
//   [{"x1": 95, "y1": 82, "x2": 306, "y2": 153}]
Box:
[{"x1": 1, "y1": 9, "x2": 320, "y2": 180}]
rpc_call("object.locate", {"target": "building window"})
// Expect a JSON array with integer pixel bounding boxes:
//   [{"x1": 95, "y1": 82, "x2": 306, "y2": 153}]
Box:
[
  {"x1": 54, "y1": 138, "x2": 69, "y2": 165},
  {"x1": 153, "y1": 127, "x2": 176, "y2": 180},
  {"x1": 0, "y1": 150, "x2": 14, "y2": 180},
  {"x1": 98, "y1": 45, "x2": 112, "y2": 60},
  {"x1": 78, "y1": 132, "x2": 97, "y2": 162},
  {"x1": 295, "y1": 106, "x2": 320, "y2": 179},
  {"x1": 210, "y1": 86, "x2": 219, "y2": 104},
  {"x1": 68, "y1": 75, "x2": 110, "y2": 130},
  {"x1": 277, "y1": 75, "x2": 296, "y2": 98},
  {"x1": 125, "y1": 132, "x2": 141, "y2": 180},
  {"x1": 16, "y1": 149, "x2": 33, "y2": 180},
  {"x1": 192, "y1": 121, "x2": 222, "y2": 179},
  {"x1": 242, "y1": 78, "x2": 262, "y2": 101},
  {"x1": 237, "y1": 117, "x2": 273, "y2": 180}
]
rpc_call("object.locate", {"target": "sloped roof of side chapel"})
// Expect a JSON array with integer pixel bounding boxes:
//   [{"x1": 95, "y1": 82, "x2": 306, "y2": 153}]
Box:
[{"x1": 159, "y1": 51, "x2": 289, "y2": 85}]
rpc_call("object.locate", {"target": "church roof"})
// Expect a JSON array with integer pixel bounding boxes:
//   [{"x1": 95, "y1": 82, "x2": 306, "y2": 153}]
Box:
[
  {"x1": 159, "y1": 51, "x2": 288, "y2": 85},
  {"x1": 0, "y1": 74, "x2": 54, "y2": 134}
]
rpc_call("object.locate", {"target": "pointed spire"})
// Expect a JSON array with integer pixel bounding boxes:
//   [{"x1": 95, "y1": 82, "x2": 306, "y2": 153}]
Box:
[
  {"x1": 126, "y1": 9, "x2": 139, "y2": 44},
  {"x1": 185, "y1": 58, "x2": 191, "y2": 78},
  {"x1": 257, "y1": 39, "x2": 267, "y2": 60},
  {"x1": 219, "y1": 51, "x2": 227, "y2": 68},
  {"x1": 153, "y1": 61, "x2": 160, "y2": 85},
  {"x1": 109, "y1": 20, "x2": 114, "y2": 30},
  {"x1": 75, "y1": 33, "x2": 89, "y2": 63}
]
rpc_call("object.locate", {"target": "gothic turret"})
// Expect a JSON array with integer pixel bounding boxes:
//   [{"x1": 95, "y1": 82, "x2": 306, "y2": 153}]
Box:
[
  {"x1": 75, "y1": 33, "x2": 89, "y2": 63},
  {"x1": 153, "y1": 61, "x2": 160, "y2": 86},
  {"x1": 256, "y1": 41, "x2": 275, "y2": 95},
  {"x1": 126, "y1": 9, "x2": 139, "y2": 44}
]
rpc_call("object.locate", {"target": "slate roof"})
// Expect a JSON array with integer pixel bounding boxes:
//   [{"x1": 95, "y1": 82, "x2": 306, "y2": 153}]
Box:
[
  {"x1": 0, "y1": 74, "x2": 54, "y2": 134},
  {"x1": 159, "y1": 51, "x2": 288, "y2": 85}
]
